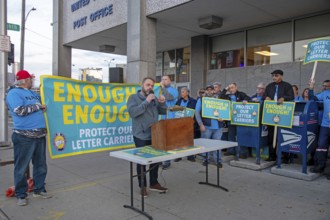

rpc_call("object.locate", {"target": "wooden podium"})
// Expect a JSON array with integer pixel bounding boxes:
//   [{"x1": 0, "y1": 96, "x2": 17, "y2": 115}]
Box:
[{"x1": 151, "y1": 117, "x2": 194, "y2": 151}]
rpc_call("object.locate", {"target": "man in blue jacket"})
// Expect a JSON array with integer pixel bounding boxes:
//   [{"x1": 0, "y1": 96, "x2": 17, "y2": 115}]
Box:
[
  {"x1": 6, "y1": 70, "x2": 52, "y2": 206},
  {"x1": 160, "y1": 75, "x2": 179, "y2": 169},
  {"x1": 308, "y1": 79, "x2": 330, "y2": 179},
  {"x1": 195, "y1": 85, "x2": 223, "y2": 167}
]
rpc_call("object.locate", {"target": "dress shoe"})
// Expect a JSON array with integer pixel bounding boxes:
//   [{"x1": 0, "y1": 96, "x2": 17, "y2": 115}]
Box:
[{"x1": 309, "y1": 166, "x2": 325, "y2": 173}]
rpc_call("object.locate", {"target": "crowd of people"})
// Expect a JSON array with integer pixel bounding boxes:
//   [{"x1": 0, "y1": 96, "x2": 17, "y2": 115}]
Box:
[
  {"x1": 6, "y1": 69, "x2": 330, "y2": 203},
  {"x1": 127, "y1": 70, "x2": 330, "y2": 198}
]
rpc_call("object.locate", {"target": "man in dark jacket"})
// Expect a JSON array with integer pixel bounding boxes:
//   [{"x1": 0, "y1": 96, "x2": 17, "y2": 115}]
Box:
[
  {"x1": 264, "y1": 69, "x2": 294, "y2": 162},
  {"x1": 221, "y1": 83, "x2": 250, "y2": 158}
]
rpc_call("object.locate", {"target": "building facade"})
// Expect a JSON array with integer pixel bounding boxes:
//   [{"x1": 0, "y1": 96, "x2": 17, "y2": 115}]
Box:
[{"x1": 53, "y1": 0, "x2": 330, "y2": 96}]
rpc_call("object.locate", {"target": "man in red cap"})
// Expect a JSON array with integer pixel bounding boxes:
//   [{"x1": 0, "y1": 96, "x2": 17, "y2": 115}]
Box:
[{"x1": 6, "y1": 70, "x2": 51, "y2": 206}]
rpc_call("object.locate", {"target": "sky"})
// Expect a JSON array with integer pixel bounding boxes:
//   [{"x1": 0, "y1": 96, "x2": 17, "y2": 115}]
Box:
[{"x1": 7, "y1": 0, "x2": 127, "y2": 86}]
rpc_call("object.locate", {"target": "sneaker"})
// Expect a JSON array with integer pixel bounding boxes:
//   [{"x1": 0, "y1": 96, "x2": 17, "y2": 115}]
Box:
[
  {"x1": 140, "y1": 188, "x2": 148, "y2": 198},
  {"x1": 17, "y1": 198, "x2": 28, "y2": 206},
  {"x1": 202, "y1": 161, "x2": 208, "y2": 166},
  {"x1": 174, "y1": 158, "x2": 182, "y2": 162},
  {"x1": 33, "y1": 191, "x2": 52, "y2": 199},
  {"x1": 162, "y1": 163, "x2": 170, "y2": 170},
  {"x1": 149, "y1": 183, "x2": 168, "y2": 192}
]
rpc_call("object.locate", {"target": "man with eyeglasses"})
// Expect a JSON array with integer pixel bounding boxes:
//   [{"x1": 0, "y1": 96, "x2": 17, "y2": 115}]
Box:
[
  {"x1": 308, "y1": 79, "x2": 330, "y2": 179},
  {"x1": 321, "y1": 80, "x2": 330, "y2": 91},
  {"x1": 250, "y1": 82, "x2": 266, "y2": 102},
  {"x1": 264, "y1": 70, "x2": 294, "y2": 163}
]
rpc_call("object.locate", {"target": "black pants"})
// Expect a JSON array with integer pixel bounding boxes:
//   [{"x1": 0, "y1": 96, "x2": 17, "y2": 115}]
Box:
[
  {"x1": 267, "y1": 126, "x2": 289, "y2": 159},
  {"x1": 133, "y1": 136, "x2": 160, "y2": 188}
]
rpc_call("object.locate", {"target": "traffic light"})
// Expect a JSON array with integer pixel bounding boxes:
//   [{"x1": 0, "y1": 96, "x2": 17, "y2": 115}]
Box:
[{"x1": 8, "y1": 43, "x2": 14, "y2": 66}]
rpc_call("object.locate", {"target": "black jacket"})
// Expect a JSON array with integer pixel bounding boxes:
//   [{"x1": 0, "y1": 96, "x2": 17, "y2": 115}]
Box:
[
  {"x1": 220, "y1": 89, "x2": 250, "y2": 102},
  {"x1": 264, "y1": 81, "x2": 294, "y2": 101}
]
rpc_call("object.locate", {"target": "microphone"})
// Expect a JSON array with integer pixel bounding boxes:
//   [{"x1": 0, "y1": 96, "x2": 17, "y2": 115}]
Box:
[{"x1": 148, "y1": 90, "x2": 155, "y2": 105}]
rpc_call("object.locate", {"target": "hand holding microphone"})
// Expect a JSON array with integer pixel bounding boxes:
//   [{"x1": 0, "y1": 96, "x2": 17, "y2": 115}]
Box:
[{"x1": 146, "y1": 90, "x2": 156, "y2": 103}]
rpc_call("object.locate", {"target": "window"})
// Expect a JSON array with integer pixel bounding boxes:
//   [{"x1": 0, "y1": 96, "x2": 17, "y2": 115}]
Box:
[
  {"x1": 247, "y1": 22, "x2": 292, "y2": 66},
  {"x1": 294, "y1": 13, "x2": 330, "y2": 61},
  {"x1": 176, "y1": 47, "x2": 190, "y2": 83},
  {"x1": 163, "y1": 50, "x2": 176, "y2": 80},
  {"x1": 156, "y1": 52, "x2": 163, "y2": 82},
  {"x1": 211, "y1": 32, "x2": 244, "y2": 69}
]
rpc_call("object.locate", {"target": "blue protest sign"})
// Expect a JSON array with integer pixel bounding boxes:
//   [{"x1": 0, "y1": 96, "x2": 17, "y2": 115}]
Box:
[
  {"x1": 231, "y1": 102, "x2": 260, "y2": 127},
  {"x1": 202, "y1": 97, "x2": 231, "y2": 120},
  {"x1": 304, "y1": 38, "x2": 330, "y2": 64},
  {"x1": 173, "y1": 108, "x2": 195, "y2": 118},
  {"x1": 40, "y1": 76, "x2": 161, "y2": 159}
]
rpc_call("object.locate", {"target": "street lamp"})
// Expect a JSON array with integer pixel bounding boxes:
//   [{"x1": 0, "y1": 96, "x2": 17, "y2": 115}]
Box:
[
  {"x1": 104, "y1": 58, "x2": 115, "y2": 68},
  {"x1": 19, "y1": 1, "x2": 36, "y2": 70}
]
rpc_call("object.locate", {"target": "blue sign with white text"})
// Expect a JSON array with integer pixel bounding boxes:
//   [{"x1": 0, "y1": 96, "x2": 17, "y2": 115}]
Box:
[{"x1": 304, "y1": 38, "x2": 330, "y2": 64}]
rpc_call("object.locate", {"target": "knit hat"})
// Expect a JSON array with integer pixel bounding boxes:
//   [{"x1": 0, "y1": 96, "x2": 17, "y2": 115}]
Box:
[{"x1": 16, "y1": 70, "x2": 34, "y2": 80}]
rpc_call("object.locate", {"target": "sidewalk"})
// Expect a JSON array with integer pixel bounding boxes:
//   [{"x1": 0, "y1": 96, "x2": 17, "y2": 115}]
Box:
[{"x1": 1, "y1": 146, "x2": 329, "y2": 220}]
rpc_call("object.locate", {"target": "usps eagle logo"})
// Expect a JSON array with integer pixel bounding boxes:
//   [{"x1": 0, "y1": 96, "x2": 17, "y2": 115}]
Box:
[{"x1": 280, "y1": 130, "x2": 302, "y2": 146}]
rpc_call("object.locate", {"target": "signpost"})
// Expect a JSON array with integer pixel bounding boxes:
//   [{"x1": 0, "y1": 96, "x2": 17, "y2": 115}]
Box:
[
  {"x1": 0, "y1": 35, "x2": 10, "y2": 52},
  {"x1": 6, "y1": 23, "x2": 20, "y2": 32}
]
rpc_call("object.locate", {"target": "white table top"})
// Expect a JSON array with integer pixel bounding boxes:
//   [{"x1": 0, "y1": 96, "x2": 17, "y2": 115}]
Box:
[{"x1": 109, "y1": 138, "x2": 237, "y2": 165}]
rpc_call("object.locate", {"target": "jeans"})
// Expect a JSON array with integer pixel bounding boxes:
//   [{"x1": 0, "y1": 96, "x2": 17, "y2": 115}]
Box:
[
  {"x1": 315, "y1": 126, "x2": 330, "y2": 167},
  {"x1": 202, "y1": 128, "x2": 222, "y2": 163},
  {"x1": 12, "y1": 133, "x2": 47, "y2": 199},
  {"x1": 133, "y1": 136, "x2": 160, "y2": 188},
  {"x1": 226, "y1": 124, "x2": 248, "y2": 157}
]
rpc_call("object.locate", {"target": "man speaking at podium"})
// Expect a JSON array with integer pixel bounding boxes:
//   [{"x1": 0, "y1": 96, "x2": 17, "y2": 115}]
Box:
[{"x1": 127, "y1": 77, "x2": 169, "y2": 197}]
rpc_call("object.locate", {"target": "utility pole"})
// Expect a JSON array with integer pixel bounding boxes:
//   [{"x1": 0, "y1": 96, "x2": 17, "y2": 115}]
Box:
[
  {"x1": 0, "y1": 0, "x2": 10, "y2": 146},
  {"x1": 19, "y1": 0, "x2": 25, "y2": 70},
  {"x1": 19, "y1": 0, "x2": 36, "y2": 70}
]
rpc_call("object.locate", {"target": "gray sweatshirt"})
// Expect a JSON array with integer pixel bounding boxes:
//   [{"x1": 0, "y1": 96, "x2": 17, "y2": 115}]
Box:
[{"x1": 127, "y1": 90, "x2": 167, "y2": 140}]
